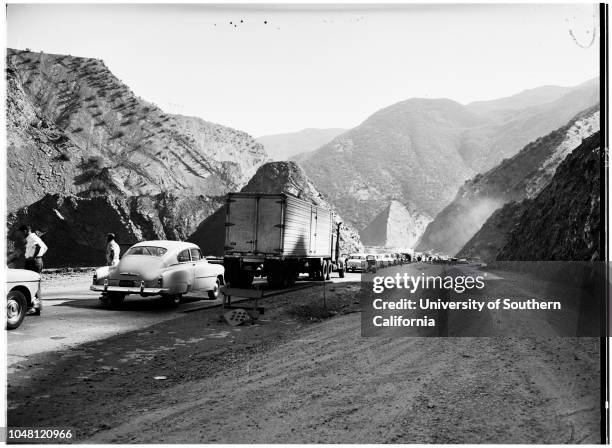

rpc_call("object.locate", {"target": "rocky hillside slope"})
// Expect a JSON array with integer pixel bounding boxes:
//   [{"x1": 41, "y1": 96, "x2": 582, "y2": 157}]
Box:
[
  {"x1": 257, "y1": 128, "x2": 346, "y2": 161},
  {"x1": 294, "y1": 80, "x2": 599, "y2": 231},
  {"x1": 6, "y1": 48, "x2": 271, "y2": 267},
  {"x1": 416, "y1": 106, "x2": 599, "y2": 255},
  {"x1": 359, "y1": 201, "x2": 431, "y2": 249},
  {"x1": 189, "y1": 162, "x2": 363, "y2": 257},
  {"x1": 6, "y1": 48, "x2": 268, "y2": 212},
  {"x1": 496, "y1": 132, "x2": 601, "y2": 261},
  {"x1": 455, "y1": 201, "x2": 527, "y2": 263}
]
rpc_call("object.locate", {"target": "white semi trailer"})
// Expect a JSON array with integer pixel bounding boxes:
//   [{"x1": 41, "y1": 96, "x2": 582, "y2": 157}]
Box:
[{"x1": 223, "y1": 193, "x2": 345, "y2": 288}]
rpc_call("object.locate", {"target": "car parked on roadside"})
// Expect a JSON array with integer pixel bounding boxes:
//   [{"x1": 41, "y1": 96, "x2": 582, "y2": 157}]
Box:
[
  {"x1": 365, "y1": 254, "x2": 378, "y2": 273},
  {"x1": 346, "y1": 254, "x2": 367, "y2": 272},
  {"x1": 379, "y1": 254, "x2": 393, "y2": 268},
  {"x1": 6, "y1": 268, "x2": 42, "y2": 330},
  {"x1": 91, "y1": 240, "x2": 225, "y2": 307}
]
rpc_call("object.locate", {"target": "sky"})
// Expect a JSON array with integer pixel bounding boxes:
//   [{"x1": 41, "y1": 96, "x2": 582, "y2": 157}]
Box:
[{"x1": 6, "y1": 3, "x2": 600, "y2": 136}]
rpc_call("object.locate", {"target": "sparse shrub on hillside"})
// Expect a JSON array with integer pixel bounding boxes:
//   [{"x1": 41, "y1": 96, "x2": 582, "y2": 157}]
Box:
[
  {"x1": 55, "y1": 151, "x2": 71, "y2": 161},
  {"x1": 71, "y1": 127, "x2": 83, "y2": 133},
  {"x1": 88, "y1": 178, "x2": 110, "y2": 194},
  {"x1": 110, "y1": 130, "x2": 125, "y2": 140},
  {"x1": 83, "y1": 156, "x2": 105, "y2": 170}
]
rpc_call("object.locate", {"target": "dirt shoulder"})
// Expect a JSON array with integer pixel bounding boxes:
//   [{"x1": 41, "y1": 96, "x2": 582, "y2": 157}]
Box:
[{"x1": 7, "y1": 277, "x2": 601, "y2": 443}]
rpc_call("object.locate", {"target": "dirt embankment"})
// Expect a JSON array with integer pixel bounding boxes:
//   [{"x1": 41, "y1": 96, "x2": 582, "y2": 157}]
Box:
[{"x1": 8, "y1": 277, "x2": 600, "y2": 444}]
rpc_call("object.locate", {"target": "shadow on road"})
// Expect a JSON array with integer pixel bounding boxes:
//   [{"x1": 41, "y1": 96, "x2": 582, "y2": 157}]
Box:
[{"x1": 52, "y1": 295, "x2": 214, "y2": 312}]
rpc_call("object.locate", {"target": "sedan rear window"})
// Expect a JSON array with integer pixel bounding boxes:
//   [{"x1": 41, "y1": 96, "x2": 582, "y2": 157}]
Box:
[{"x1": 125, "y1": 246, "x2": 168, "y2": 257}]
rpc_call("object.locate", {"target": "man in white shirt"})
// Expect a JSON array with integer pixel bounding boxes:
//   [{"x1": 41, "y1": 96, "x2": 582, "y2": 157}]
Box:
[
  {"x1": 19, "y1": 225, "x2": 46, "y2": 315},
  {"x1": 19, "y1": 225, "x2": 47, "y2": 274},
  {"x1": 106, "y1": 233, "x2": 120, "y2": 266}
]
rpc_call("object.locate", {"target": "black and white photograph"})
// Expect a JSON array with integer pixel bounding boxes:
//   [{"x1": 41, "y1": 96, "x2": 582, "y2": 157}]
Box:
[{"x1": 2, "y1": 1, "x2": 608, "y2": 444}]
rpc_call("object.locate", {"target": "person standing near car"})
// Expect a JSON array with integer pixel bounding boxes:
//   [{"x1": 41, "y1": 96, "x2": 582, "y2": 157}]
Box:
[
  {"x1": 20, "y1": 225, "x2": 47, "y2": 273},
  {"x1": 106, "y1": 233, "x2": 120, "y2": 266}
]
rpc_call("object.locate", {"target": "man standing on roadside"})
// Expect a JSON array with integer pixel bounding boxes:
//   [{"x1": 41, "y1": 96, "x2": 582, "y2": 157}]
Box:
[
  {"x1": 20, "y1": 225, "x2": 47, "y2": 273},
  {"x1": 106, "y1": 233, "x2": 120, "y2": 266}
]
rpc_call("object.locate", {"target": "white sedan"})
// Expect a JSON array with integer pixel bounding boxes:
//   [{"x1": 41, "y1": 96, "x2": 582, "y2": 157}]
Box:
[
  {"x1": 6, "y1": 268, "x2": 42, "y2": 330},
  {"x1": 91, "y1": 240, "x2": 225, "y2": 307}
]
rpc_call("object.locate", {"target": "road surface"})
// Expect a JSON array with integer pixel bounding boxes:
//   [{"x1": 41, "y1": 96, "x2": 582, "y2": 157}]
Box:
[{"x1": 6, "y1": 263, "x2": 602, "y2": 443}]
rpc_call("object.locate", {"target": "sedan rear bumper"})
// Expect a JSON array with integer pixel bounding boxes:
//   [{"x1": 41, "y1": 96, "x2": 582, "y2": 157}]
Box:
[{"x1": 90, "y1": 285, "x2": 170, "y2": 295}]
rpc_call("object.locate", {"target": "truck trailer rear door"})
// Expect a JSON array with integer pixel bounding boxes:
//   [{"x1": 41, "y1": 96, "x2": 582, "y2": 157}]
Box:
[
  {"x1": 226, "y1": 196, "x2": 257, "y2": 253},
  {"x1": 256, "y1": 196, "x2": 283, "y2": 254}
]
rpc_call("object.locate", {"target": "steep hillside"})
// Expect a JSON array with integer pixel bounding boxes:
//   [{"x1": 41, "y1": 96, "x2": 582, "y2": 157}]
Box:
[
  {"x1": 496, "y1": 132, "x2": 601, "y2": 261},
  {"x1": 470, "y1": 78, "x2": 600, "y2": 172},
  {"x1": 189, "y1": 162, "x2": 363, "y2": 256},
  {"x1": 294, "y1": 99, "x2": 486, "y2": 229},
  {"x1": 294, "y1": 80, "x2": 599, "y2": 231},
  {"x1": 257, "y1": 128, "x2": 346, "y2": 161},
  {"x1": 6, "y1": 48, "x2": 272, "y2": 267},
  {"x1": 456, "y1": 202, "x2": 527, "y2": 263},
  {"x1": 6, "y1": 48, "x2": 268, "y2": 212},
  {"x1": 359, "y1": 201, "x2": 431, "y2": 249},
  {"x1": 417, "y1": 106, "x2": 599, "y2": 256}
]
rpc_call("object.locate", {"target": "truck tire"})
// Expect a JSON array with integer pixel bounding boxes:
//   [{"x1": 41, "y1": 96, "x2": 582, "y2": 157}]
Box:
[
  {"x1": 319, "y1": 260, "x2": 330, "y2": 281},
  {"x1": 338, "y1": 268, "x2": 345, "y2": 278},
  {"x1": 325, "y1": 261, "x2": 332, "y2": 281}
]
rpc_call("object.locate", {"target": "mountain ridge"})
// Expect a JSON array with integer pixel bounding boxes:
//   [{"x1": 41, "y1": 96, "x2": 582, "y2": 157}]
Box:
[{"x1": 295, "y1": 79, "x2": 599, "y2": 231}]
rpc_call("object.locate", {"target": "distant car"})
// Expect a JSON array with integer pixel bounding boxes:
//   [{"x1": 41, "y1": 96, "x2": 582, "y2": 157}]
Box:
[
  {"x1": 346, "y1": 254, "x2": 367, "y2": 272},
  {"x1": 91, "y1": 240, "x2": 225, "y2": 307},
  {"x1": 380, "y1": 254, "x2": 393, "y2": 267},
  {"x1": 6, "y1": 268, "x2": 42, "y2": 330},
  {"x1": 365, "y1": 254, "x2": 378, "y2": 273}
]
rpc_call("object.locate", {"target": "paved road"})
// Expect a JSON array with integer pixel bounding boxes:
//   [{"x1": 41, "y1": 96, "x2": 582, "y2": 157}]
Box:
[{"x1": 7, "y1": 271, "x2": 356, "y2": 370}]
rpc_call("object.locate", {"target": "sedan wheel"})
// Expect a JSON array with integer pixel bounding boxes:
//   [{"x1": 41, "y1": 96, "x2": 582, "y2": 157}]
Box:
[
  {"x1": 165, "y1": 294, "x2": 182, "y2": 308},
  {"x1": 208, "y1": 280, "x2": 220, "y2": 300},
  {"x1": 7, "y1": 290, "x2": 27, "y2": 330}
]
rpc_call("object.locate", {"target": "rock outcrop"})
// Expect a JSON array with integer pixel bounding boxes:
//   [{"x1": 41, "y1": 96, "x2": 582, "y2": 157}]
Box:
[{"x1": 359, "y1": 201, "x2": 431, "y2": 249}]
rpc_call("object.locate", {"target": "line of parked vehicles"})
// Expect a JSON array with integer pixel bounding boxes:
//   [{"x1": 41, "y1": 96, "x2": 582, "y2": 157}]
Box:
[
  {"x1": 345, "y1": 252, "x2": 412, "y2": 273},
  {"x1": 6, "y1": 191, "x2": 483, "y2": 330}
]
